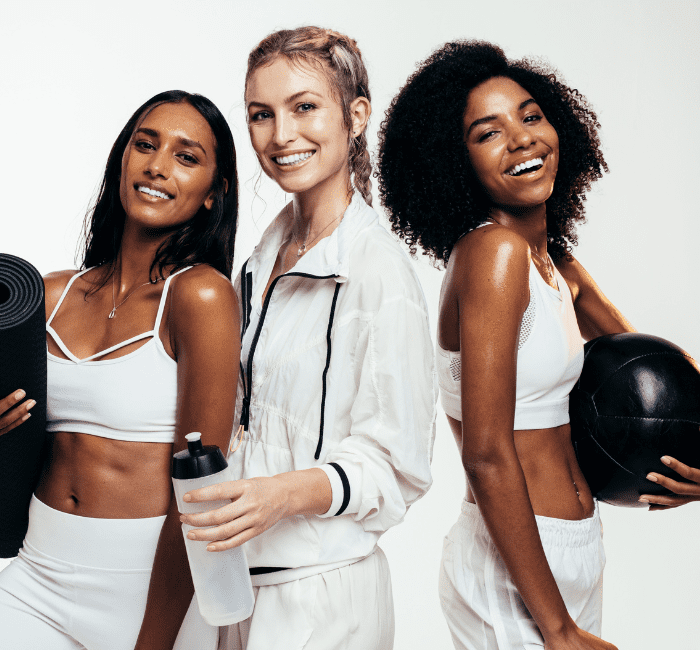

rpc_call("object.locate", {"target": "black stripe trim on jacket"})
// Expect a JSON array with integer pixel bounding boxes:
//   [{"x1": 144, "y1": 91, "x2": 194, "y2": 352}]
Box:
[
  {"x1": 249, "y1": 567, "x2": 290, "y2": 575},
  {"x1": 239, "y1": 272, "x2": 339, "y2": 432},
  {"x1": 314, "y1": 283, "x2": 341, "y2": 460},
  {"x1": 328, "y1": 462, "x2": 350, "y2": 516},
  {"x1": 244, "y1": 268, "x2": 252, "y2": 334},
  {"x1": 240, "y1": 261, "x2": 251, "y2": 339},
  {"x1": 239, "y1": 261, "x2": 252, "y2": 424}
]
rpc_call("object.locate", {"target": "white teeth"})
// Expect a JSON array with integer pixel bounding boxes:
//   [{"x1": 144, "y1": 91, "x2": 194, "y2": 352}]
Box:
[
  {"x1": 274, "y1": 151, "x2": 314, "y2": 165},
  {"x1": 507, "y1": 157, "x2": 544, "y2": 176},
  {"x1": 138, "y1": 186, "x2": 171, "y2": 199}
]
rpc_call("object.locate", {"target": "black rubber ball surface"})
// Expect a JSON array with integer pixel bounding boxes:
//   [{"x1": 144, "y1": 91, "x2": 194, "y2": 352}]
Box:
[{"x1": 570, "y1": 333, "x2": 700, "y2": 508}]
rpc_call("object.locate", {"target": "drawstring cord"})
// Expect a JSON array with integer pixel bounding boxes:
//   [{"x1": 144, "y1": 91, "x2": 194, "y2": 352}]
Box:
[{"x1": 232, "y1": 261, "x2": 340, "y2": 459}]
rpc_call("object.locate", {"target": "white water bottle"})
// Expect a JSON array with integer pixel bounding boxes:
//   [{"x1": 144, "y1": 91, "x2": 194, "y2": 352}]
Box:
[{"x1": 172, "y1": 432, "x2": 254, "y2": 625}]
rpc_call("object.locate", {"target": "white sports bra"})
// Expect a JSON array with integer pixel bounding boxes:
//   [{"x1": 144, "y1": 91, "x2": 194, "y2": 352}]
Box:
[
  {"x1": 436, "y1": 229, "x2": 583, "y2": 430},
  {"x1": 46, "y1": 266, "x2": 192, "y2": 443}
]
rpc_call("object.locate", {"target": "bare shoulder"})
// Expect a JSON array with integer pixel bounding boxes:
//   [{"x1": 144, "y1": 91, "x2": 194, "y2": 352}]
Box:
[
  {"x1": 168, "y1": 265, "x2": 238, "y2": 321},
  {"x1": 43, "y1": 269, "x2": 81, "y2": 318},
  {"x1": 554, "y1": 254, "x2": 593, "y2": 302},
  {"x1": 449, "y1": 224, "x2": 530, "y2": 292},
  {"x1": 553, "y1": 253, "x2": 583, "y2": 278}
]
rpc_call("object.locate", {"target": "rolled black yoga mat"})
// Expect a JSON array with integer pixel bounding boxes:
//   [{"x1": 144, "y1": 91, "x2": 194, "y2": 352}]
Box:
[{"x1": 0, "y1": 253, "x2": 47, "y2": 557}]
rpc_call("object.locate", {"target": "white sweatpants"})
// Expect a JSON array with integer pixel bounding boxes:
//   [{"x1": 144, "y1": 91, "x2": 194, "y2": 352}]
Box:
[
  {"x1": 439, "y1": 499, "x2": 605, "y2": 650},
  {"x1": 219, "y1": 548, "x2": 394, "y2": 650},
  {"x1": 0, "y1": 495, "x2": 217, "y2": 650}
]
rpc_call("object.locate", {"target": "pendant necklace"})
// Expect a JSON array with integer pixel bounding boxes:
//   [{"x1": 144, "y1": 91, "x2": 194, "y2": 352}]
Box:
[
  {"x1": 293, "y1": 213, "x2": 343, "y2": 257},
  {"x1": 531, "y1": 246, "x2": 554, "y2": 284},
  {"x1": 109, "y1": 272, "x2": 162, "y2": 319}
]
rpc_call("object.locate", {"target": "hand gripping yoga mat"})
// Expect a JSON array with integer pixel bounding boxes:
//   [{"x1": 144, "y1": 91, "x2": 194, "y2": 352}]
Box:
[{"x1": 0, "y1": 253, "x2": 47, "y2": 557}]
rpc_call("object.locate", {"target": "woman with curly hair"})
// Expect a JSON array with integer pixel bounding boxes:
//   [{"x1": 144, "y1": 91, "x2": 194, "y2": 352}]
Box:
[
  {"x1": 180, "y1": 26, "x2": 435, "y2": 650},
  {"x1": 377, "y1": 41, "x2": 628, "y2": 650}
]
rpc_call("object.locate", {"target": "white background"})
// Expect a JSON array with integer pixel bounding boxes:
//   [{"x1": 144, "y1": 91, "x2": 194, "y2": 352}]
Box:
[{"x1": 1, "y1": 1, "x2": 699, "y2": 648}]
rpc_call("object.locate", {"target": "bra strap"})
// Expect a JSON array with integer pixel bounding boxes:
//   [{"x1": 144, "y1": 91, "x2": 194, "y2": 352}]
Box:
[
  {"x1": 153, "y1": 266, "x2": 194, "y2": 331},
  {"x1": 46, "y1": 268, "x2": 94, "y2": 326}
]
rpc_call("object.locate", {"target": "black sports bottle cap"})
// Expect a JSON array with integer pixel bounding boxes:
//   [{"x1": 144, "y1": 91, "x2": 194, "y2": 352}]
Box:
[{"x1": 172, "y1": 432, "x2": 228, "y2": 479}]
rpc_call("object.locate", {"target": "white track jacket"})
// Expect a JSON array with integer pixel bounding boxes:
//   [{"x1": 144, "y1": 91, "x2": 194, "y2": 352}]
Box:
[{"x1": 230, "y1": 193, "x2": 436, "y2": 586}]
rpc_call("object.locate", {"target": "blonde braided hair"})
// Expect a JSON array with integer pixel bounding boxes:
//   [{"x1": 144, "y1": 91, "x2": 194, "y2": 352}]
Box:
[{"x1": 245, "y1": 26, "x2": 373, "y2": 205}]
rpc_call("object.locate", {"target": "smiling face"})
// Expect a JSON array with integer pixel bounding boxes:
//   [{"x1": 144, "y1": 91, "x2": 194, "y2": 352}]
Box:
[
  {"x1": 119, "y1": 101, "x2": 218, "y2": 230},
  {"x1": 463, "y1": 76, "x2": 559, "y2": 214},
  {"x1": 245, "y1": 56, "x2": 354, "y2": 197}
]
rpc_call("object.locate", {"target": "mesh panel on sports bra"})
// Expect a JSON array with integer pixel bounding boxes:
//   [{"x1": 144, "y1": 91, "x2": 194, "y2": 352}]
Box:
[
  {"x1": 449, "y1": 356, "x2": 461, "y2": 382},
  {"x1": 518, "y1": 286, "x2": 536, "y2": 350}
]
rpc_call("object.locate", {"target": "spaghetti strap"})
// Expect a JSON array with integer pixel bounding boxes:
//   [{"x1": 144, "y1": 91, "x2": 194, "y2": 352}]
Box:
[
  {"x1": 46, "y1": 265, "x2": 194, "y2": 363},
  {"x1": 46, "y1": 268, "x2": 94, "y2": 326},
  {"x1": 153, "y1": 266, "x2": 194, "y2": 331},
  {"x1": 76, "y1": 332, "x2": 156, "y2": 363},
  {"x1": 46, "y1": 325, "x2": 81, "y2": 362}
]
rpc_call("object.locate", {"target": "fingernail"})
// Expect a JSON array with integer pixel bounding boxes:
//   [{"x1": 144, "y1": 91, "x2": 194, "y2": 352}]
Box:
[
  {"x1": 26, "y1": 400, "x2": 36, "y2": 410},
  {"x1": 22, "y1": 413, "x2": 31, "y2": 422},
  {"x1": 646, "y1": 473, "x2": 658, "y2": 482},
  {"x1": 661, "y1": 456, "x2": 672, "y2": 465},
  {"x1": 183, "y1": 494, "x2": 192, "y2": 502},
  {"x1": 14, "y1": 390, "x2": 25, "y2": 400},
  {"x1": 638, "y1": 497, "x2": 650, "y2": 503},
  {"x1": 187, "y1": 531, "x2": 196, "y2": 539},
  {"x1": 207, "y1": 545, "x2": 216, "y2": 552}
]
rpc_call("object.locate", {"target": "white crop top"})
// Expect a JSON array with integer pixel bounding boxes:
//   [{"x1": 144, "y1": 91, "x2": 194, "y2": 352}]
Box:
[
  {"x1": 436, "y1": 241, "x2": 583, "y2": 430},
  {"x1": 46, "y1": 266, "x2": 192, "y2": 443}
]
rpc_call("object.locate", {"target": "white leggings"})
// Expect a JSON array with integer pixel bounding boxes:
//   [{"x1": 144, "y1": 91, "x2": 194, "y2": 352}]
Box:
[
  {"x1": 0, "y1": 495, "x2": 217, "y2": 650},
  {"x1": 219, "y1": 548, "x2": 394, "y2": 650},
  {"x1": 439, "y1": 499, "x2": 605, "y2": 650}
]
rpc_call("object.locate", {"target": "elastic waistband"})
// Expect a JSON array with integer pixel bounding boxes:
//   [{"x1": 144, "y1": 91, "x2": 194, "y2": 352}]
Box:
[
  {"x1": 250, "y1": 556, "x2": 363, "y2": 587},
  {"x1": 459, "y1": 498, "x2": 601, "y2": 548},
  {"x1": 24, "y1": 495, "x2": 166, "y2": 570}
]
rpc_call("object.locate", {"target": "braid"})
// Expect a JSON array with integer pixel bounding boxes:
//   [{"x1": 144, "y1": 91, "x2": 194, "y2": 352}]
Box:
[
  {"x1": 246, "y1": 26, "x2": 372, "y2": 204},
  {"x1": 350, "y1": 131, "x2": 372, "y2": 204}
]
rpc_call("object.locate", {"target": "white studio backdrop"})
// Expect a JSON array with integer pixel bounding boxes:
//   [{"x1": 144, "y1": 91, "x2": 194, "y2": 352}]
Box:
[{"x1": 1, "y1": 1, "x2": 698, "y2": 648}]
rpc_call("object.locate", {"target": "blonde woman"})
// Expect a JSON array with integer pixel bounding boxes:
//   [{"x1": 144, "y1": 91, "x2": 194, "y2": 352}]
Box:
[{"x1": 181, "y1": 27, "x2": 436, "y2": 650}]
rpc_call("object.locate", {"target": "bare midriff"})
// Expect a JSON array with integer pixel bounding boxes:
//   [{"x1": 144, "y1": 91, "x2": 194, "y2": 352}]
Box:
[
  {"x1": 35, "y1": 432, "x2": 173, "y2": 519},
  {"x1": 447, "y1": 416, "x2": 595, "y2": 521}
]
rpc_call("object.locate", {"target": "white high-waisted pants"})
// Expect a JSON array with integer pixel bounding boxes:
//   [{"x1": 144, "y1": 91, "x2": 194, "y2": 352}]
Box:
[
  {"x1": 439, "y1": 499, "x2": 605, "y2": 650},
  {"x1": 218, "y1": 548, "x2": 394, "y2": 650},
  {"x1": 0, "y1": 495, "x2": 217, "y2": 650}
]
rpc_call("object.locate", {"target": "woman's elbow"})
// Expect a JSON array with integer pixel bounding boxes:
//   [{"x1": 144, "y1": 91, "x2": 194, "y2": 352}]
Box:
[{"x1": 462, "y1": 447, "x2": 520, "y2": 486}]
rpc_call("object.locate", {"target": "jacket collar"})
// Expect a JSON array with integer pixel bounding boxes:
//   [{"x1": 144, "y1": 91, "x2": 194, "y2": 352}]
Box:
[{"x1": 246, "y1": 191, "x2": 377, "y2": 288}]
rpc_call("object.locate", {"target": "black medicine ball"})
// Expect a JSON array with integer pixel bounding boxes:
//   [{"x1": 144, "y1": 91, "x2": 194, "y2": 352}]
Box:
[{"x1": 570, "y1": 333, "x2": 700, "y2": 508}]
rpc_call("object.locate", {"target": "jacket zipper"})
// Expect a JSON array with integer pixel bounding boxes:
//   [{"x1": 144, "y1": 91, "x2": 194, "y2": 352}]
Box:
[{"x1": 238, "y1": 262, "x2": 341, "y2": 459}]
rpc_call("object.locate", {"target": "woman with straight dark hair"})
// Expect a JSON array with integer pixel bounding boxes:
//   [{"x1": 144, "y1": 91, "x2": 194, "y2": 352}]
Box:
[{"x1": 0, "y1": 90, "x2": 239, "y2": 650}]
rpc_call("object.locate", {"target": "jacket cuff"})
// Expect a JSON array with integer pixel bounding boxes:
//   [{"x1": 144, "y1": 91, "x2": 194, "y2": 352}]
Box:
[{"x1": 316, "y1": 463, "x2": 351, "y2": 517}]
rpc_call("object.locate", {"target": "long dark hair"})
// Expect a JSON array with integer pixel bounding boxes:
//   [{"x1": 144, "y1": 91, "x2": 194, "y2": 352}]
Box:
[{"x1": 80, "y1": 90, "x2": 238, "y2": 283}]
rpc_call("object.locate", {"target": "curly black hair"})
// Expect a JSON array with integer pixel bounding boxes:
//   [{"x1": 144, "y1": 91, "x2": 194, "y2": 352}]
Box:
[{"x1": 376, "y1": 40, "x2": 608, "y2": 264}]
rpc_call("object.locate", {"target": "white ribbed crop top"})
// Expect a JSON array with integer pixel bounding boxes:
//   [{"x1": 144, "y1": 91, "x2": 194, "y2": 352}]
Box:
[
  {"x1": 436, "y1": 233, "x2": 583, "y2": 430},
  {"x1": 46, "y1": 266, "x2": 192, "y2": 443}
]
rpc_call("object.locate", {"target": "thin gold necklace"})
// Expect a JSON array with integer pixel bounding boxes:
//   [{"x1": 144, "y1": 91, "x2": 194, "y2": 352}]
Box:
[
  {"x1": 484, "y1": 217, "x2": 555, "y2": 283},
  {"x1": 531, "y1": 246, "x2": 554, "y2": 283},
  {"x1": 293, "y1": 213, "x2": 343, "y2": 257},
  {"x1": 109, "y1": 273, "x2": 161, "y2": 319}
]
